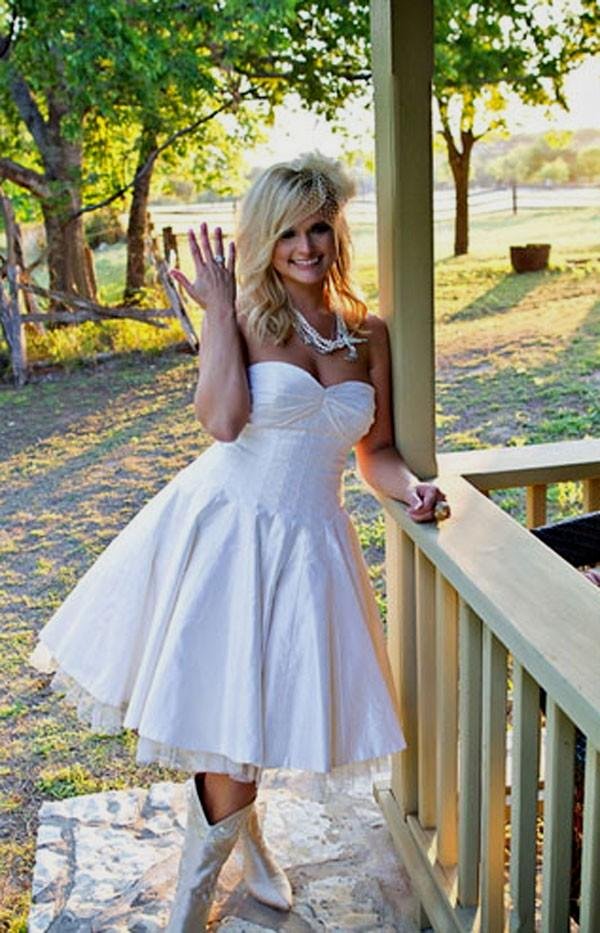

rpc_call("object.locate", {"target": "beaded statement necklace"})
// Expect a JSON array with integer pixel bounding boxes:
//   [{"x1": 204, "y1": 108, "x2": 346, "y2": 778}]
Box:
[{"x1": 291, "y1": 306, "x2": 366, "y2": 361}]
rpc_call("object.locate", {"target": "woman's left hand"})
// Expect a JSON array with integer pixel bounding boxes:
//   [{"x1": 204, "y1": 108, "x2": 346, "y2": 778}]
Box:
[{"x1": 405, "y1": 482, "x2": 450, "y2": 523}]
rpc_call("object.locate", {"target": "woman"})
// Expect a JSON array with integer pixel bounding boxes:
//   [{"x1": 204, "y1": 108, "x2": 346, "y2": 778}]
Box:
[{"x1": 30, "y1": 152, "x2": 447, "y2": 930}]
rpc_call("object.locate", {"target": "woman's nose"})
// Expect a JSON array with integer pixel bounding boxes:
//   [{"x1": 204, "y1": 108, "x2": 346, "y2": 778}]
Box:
[{"x1": 297, "y1": 231, "x2": 314, "y2": 253}]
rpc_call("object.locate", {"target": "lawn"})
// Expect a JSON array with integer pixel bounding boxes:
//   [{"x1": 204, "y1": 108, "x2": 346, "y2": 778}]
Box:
[{"x1": 0, "y1": 208, "x2": 599, "y2": 927}]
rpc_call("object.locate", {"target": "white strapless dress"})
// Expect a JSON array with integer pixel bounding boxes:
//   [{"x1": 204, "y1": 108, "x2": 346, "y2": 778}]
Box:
[{"x1": 30, "y1": 361, "x2": 406, "y2": 794}]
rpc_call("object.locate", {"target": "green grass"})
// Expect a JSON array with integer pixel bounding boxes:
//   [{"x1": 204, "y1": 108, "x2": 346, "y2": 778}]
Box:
[{"x1": 1, "y1": 207, "x2": 599, "y2": 922}]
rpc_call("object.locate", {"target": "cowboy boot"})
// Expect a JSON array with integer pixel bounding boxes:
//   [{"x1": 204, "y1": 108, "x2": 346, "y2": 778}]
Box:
[
  {"x1": 238, "y1": 800, "x2": 293, "y2": 911},
  {"x1": 166, "y1": 776, "x2": 254, "y2": 932}
]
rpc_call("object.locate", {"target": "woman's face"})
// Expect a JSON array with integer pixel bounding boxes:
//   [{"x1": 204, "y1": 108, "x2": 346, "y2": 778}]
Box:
[{"x1": 271, "y1": 211, "x2": 337, "y2": 292}]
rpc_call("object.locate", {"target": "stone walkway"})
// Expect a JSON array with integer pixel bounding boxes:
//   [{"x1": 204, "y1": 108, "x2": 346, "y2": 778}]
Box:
[{"x1": 28, "y1": 776, "x2": 417, "y2": 932}]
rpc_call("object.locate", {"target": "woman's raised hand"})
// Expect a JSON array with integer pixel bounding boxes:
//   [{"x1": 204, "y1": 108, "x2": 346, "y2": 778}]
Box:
[{"x1": 169, "y1": 223, "x2": 236, "y2": 313}]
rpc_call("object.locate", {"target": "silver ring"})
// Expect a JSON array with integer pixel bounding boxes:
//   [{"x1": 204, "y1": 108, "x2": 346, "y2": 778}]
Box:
[{"x1": 214, "y1": 255, "x2": 225, "y2": 266}]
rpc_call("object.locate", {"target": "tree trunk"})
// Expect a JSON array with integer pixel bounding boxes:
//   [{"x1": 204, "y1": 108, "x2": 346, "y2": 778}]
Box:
[
  {"x1": 442, "y1": 127, "x2": 475, "y2": 257},
  {"x1": 124, "y1": 127, "x2": 158, "y2": 301},
  {"x1": 3, "y1": 74, "x2": 97, "y2": 304},
  {"x1": 41, "y1": 199, "x2": 96, "y2": 299},
  {"x1": 42, "y1": 134, "x2": 97, "y2": 301},
  {"x1": 0, "y1": 194, "x2": 28, "y2": 384},
  {"x1": 452, "y1": 157, "x2": 470, "y2": 256}
]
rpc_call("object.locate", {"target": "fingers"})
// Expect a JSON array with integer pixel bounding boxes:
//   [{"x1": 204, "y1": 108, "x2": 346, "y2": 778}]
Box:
[
  {"x1": 169, "y1": 268, "x2": 192, "y2": 293},
  {"x1": 188, "y1": 227, "x2": 205, "y2": 268},
  {"x1": 226, "y1": 240, "x2": 236, "y2": 275},
  {"x1": 199, "y1": 222, "x2": 214, "y2": 263},
  {"x1": 407, "y1": 483, "x2": 449, "y2": 523},
  {"x1": 213, "y1": 226, "x2": 224, "y2": 259}
]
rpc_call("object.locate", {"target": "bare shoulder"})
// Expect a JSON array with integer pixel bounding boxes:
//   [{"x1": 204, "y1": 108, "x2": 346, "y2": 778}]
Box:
[{"x1": 364, "y1": 314, "x2": 391, "y2": 369}]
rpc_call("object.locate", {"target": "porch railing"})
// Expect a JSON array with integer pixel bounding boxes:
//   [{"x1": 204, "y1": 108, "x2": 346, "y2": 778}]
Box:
[{"x1": 376, "y1": 438, "x2": 600, "y2": 932}]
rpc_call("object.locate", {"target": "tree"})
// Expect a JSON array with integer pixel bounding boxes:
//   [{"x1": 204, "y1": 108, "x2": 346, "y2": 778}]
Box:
[
  {"x1": 116, "y1": 0, "x2": 371, "y2": 298},
  {"x1": 576, "y1": 147, "x2": 600, "y2": 182},
  {"x1": 434, "y1": 0, "x2": 591, "y2": 256},
  {"x1": 0, "y1": 1, "x2": 371, "y2": 305},
  {"x1": 0, "y1": 1, "x2": 138, "y2": 298}
]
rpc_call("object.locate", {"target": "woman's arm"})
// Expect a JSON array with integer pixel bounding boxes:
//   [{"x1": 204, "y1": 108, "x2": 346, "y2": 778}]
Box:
[
  {"x1": 171, "y1": 223, "x2": 250, "y2": 442},
  {"x1": 355, "y1": 315, "x2": 446, "y2": 523}
]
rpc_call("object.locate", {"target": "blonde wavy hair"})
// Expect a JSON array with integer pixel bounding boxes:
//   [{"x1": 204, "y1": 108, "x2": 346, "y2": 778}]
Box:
[{"x1": 236, "y1": 152, "x2": 368, "y2": 345}]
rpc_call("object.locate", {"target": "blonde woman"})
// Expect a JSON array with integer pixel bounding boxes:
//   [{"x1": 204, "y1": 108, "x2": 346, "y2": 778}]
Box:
[{"x1": 30, "y1": 152, "x2": 447, "y2": 930}]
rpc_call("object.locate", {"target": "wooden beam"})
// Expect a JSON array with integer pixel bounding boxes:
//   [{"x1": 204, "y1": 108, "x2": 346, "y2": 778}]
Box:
[
  {"x1": 541, "y1": 701, "x2": 575, "y2": 932},
  {"x1": 370, "y1": 0, "x2": 436, "y2": 479},
  {"x1": 385, "y1": 518, "x2": 419, "y2": 816},
  {"x1": 458, "y1": 600, "x2": 482, "y2": 907},
  {"x1": 480, "y1": 629, "x2": 507, "y2": 931},
  {"x1": 509, "y1": 662, "x2": 540, "y2": 933},
  {"x1": 416, "y1": 549, "x2": 437, "y2": 828},
  {"x1": 436, "y1": 574, "x2": 459, "y2": 868},
  {"x1": 438, "y1": 440, "x2": 600, "y2": 491}
]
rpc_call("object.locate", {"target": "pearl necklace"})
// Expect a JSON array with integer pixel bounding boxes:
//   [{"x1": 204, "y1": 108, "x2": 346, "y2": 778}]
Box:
[{"x1": 291, "y1": 306, "x2": 366, "y2": 361}]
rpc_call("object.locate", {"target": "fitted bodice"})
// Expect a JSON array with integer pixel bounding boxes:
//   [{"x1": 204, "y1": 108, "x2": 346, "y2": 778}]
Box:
[{"x1": 200, "y1": 361, "x2": 376, "y2": 519}]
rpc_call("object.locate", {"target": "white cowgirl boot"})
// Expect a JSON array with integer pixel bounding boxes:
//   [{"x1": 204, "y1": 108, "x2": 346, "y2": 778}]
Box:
[
  {"x1": 166, "y1": 777, "x2": 254, "y2": 932},
  {"x1": 239, "y1": 801, "x2": 293, "y2": 911}
]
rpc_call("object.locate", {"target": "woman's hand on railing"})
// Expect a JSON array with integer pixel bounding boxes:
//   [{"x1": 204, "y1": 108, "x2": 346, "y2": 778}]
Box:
[
  {"x1": 583, "y1": 568, "x2": 600, "y2": 587},
  {"x1": 170, "y1": 223, "x2": 236, "y2": 315},
  {"x1": 405, "y1": 482, "x2": 450, "y2": 524}
]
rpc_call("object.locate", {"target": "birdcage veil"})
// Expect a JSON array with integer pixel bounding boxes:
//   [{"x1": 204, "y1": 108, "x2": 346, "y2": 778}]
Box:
[{"x1": 236, "y1": 152, "x2": 368, "y2": 345}]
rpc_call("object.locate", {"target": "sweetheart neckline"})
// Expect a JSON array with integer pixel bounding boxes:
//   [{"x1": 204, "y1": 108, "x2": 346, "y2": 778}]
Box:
[{"x1": 248, "y1": 360, "x2": 375, "y2": 393}]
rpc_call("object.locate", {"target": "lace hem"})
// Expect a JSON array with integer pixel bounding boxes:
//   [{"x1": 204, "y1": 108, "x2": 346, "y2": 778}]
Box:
[{"x1": 29, "y1": 642, "x2": 396, "y2": 800}]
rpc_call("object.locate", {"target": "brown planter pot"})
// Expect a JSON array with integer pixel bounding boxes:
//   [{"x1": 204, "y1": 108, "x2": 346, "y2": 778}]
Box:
[{"x1": 510, "y1": 243, "x2": 551, "y2": 273}]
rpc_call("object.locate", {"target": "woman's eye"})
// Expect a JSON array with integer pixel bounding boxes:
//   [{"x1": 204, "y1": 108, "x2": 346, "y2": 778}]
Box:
[
  {"x1": 312, "y1": 222, "x2": 332, "y2": 234},
  {"x1": 279, "y1": 229, "x2": 295, "y2": 240}
]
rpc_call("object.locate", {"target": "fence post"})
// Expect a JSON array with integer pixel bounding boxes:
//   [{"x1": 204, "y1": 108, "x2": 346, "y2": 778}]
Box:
[{"x1": 0, "y1": 192, "x2": 28, "y2": 385}]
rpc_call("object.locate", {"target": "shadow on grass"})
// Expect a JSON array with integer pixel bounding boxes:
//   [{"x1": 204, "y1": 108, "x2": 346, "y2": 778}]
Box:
[
  {"x1": 0, "y1": 347, "x2": 193, "y2": 461},
  {"x1": 437, "y1": 297, "x2": 600, "y2": 452},
  {"x1": 444, "y1": 269, "x2": 556, "y2": 323}
]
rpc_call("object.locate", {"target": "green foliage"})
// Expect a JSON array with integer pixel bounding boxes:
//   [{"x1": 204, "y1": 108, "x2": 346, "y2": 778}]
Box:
[
  {"x1": 576, "y1": 147, "x2": 600, "y2": 182},
  {"x1": 434, "y1": 0, "x2": 589, "y2": 136},
  {"x1": 35, "y1": 764, "x2": 101, "y2": 798}
]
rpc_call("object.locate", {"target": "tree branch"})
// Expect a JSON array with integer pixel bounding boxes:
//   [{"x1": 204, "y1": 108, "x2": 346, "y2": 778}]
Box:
[
  {"x1": 0, "y1": 158, "x2": 50, "y2": 199},
  {"x1": 73, "y1": 86, "x2": 265, "y2": 220},
  {"x1": 8, "y1": 71, "x2": 51, "y2": 156}
]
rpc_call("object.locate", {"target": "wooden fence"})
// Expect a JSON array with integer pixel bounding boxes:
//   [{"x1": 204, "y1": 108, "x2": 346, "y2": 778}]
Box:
[
  {"x1": 377, "y1": 439, "x2": 600, "y2": 930},
  {"x1": 0, "y1": 195, "x2": 197, "y2": 385}
]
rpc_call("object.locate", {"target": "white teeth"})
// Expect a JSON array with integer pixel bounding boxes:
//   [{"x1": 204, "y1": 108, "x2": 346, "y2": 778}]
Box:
[{"x1": 293, "y1": 258, "x2": 320, "y2": 266}]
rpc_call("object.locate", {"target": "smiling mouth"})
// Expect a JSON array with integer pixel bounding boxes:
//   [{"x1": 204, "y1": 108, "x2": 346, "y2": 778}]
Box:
[{"x1": 291, "y1": 257, "x2": 322, "y2": 267}]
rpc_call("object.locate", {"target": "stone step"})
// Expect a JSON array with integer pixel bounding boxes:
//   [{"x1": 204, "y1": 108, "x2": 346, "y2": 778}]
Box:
[{"x1": 29, "y1": 777, "x2": 417, "y2": 931}]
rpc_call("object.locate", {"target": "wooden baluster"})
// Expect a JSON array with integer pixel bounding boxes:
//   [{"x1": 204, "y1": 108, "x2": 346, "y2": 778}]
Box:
[
  {"x1": 416, "y1": 549, "x2": 436, "y2": 828},
  {"x1": 526, "y1": 484, "x2": 547, "y2": 528},
  {"x1": 582, "y1": 477, "x2": 600, "y2": 513},
  {"x1": 480, "y1": 629, "x2": 508, "y2": 931},
  {"x1": 579, "y1": 745, "x2": 600, "y2": 932},
  {"x1": 509, "y1": 662, "x2": 540, "y2": 933},
  {"x1": 435, "y1": 573, "x2": 458, "y2": 867},
  {"x1": 385, "y1": 517, "x2": 418, "y2": 816},
  {"x1": 458, "y1": 600, "x2": 482, "y2": 907},
  {"x1": 541, "y1": 700, "x2": 575, "y2": 932}
]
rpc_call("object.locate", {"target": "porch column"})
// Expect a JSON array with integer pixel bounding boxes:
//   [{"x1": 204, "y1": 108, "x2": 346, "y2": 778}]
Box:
[
  {"x1": 370, "y1": 0, "x2": 436, "y2": 479},
  {"x1": 370, "y1": 0, "x2": 436, "y2": 833}
]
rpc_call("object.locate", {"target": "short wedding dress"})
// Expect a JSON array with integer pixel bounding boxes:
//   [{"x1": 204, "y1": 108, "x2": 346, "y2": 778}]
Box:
[{"x1": 30, "y1": 360, "x2": 406, "y2": 794}]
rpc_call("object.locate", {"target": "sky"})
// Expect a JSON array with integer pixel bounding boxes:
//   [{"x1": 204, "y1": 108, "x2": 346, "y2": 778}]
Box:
[{"x1": 247, "y1": 55, "x2": 600, "y2": 168}]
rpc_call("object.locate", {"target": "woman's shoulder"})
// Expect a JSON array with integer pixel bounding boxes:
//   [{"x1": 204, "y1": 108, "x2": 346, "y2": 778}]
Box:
[
  {"x1": 363, "y1": 312, "x2": 389, "y2": 347},
  {"x1": 362, "y1": 313, "x2": 391, "y2": 374}
]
